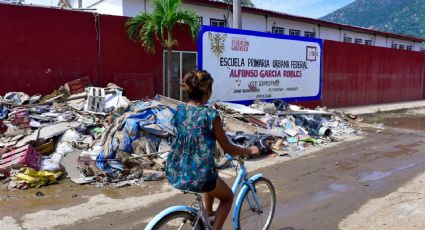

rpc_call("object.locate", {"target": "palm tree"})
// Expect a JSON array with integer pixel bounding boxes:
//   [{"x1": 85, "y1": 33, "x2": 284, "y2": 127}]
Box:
[
  {"x1": 126, "y1": 0, "x2": 200, "y2": 98},
  {"x1": 222, "y1": 0, "x2": 255, "y2": 8}
]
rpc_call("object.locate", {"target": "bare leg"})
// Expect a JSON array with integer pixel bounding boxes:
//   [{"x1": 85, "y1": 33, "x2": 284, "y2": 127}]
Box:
[
  {"x1": 205, "y1": 191, "x2": 214, "y2": 215},
  {"x1": 205, "y1": 177, "x2": 234, "y2": 230}
]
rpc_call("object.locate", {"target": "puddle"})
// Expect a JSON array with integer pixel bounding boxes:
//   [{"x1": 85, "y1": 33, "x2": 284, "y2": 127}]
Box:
[
  {"x1": 360, "y1": 162, "x2": 418, "y2": 182},
  {"x1": 275, "y1": 183, "x2": 352, "y2": 218},
  {"x1": 311, "y1": 190, "x2": 336, "y2": 202},
  {"x1": 397, "y1": 163, "x2": 416, "y2": 170},
  {"x1": 311, "y1": 184, "x2": 351, "y2": 202},
  {"x1": 329, "y1": 183, "x2": 350, "y2": 192},
  {"x1": 360, "y1": 171, "x2": 393, "y2": 182},
  {"x1": 383, "y1": 117, "x2": 425, "y2": 131}
]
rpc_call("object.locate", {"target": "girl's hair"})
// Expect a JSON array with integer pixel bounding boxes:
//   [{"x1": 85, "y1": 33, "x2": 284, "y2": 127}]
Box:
[{"x1": 182, "y1": 70, "x2": 214, "y2": 100}]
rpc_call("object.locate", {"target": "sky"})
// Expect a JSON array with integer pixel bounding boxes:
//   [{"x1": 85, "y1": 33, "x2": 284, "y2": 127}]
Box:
[{"x1": 24, "y1": 0, "x2": 355, "y2": 19}]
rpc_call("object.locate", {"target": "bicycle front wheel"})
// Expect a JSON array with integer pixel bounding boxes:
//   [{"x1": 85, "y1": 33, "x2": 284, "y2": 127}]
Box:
[
  {"x1": 150, "y1": 211, "x2": 205, "y2": 230},
  {"x1": 237, "y1": 177, "x2": 276, "y2": 230}
]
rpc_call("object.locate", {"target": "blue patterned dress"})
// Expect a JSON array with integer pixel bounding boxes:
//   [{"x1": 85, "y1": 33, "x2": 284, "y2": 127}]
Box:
[{"x1": 166, "y1": 104, "x2": 219, "y2": 192}]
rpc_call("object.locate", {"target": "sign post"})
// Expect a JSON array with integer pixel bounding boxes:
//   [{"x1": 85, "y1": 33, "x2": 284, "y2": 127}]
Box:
[
  {"x1": 198, "y1": 26, "x2": 323, "y2": 104},
  {"x1": 233, "y1": 0, "x2": 242, "y2": 29}
]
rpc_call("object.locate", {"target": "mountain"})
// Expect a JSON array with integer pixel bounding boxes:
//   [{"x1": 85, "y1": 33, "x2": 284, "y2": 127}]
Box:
[{"x1": 321, "y1": 0, "x2": 425, "y2": 38}]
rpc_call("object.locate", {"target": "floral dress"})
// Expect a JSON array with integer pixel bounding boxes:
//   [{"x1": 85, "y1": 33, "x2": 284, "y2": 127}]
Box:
[{"x1": 166, "y1": 104, "x2": 219, "y2": 192}]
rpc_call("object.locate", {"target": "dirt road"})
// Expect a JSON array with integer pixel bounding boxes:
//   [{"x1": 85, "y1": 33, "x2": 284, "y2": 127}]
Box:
[{"x1": 1, "y1": 111, "x2": 425, "y2": 230}]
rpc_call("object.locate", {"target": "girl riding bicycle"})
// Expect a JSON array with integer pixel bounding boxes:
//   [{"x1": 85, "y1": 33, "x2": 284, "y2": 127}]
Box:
[{"x1": 166, "y1": 70, "x2": 260, "y2": 230}]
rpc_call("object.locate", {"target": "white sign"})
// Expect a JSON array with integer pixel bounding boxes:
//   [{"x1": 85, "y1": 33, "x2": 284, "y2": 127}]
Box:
[{"x1": 199, "y1": 27, "x2": 322, "y2": 103}]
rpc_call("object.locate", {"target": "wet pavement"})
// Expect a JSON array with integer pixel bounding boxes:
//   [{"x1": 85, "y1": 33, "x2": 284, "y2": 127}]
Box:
[
  {"x1": 73, "y1": 114, "x2": 425, "y2": 230},
  {"x1": 382, "y1": 117, "x2": 425, "y2": 131},
  {"x1": 2, "y1": 112, "x2": 425, "y2": 230},
  {"x1": 269, "y1": 129, "x2": 425, "y2": 229}
]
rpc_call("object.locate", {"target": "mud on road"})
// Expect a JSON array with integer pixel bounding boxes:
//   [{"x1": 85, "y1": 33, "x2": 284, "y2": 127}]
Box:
[{"x1": 1, "y1": 109, "x2": 425, "y2": 230}]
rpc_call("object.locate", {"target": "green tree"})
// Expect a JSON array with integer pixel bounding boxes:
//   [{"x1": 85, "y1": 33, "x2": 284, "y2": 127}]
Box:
[
  {"x1": 222, "y1": 0, "x2": 255, "y2": 8},
  {"x1": 126, "y1": 0, "x2": 200, "y2": 98}
]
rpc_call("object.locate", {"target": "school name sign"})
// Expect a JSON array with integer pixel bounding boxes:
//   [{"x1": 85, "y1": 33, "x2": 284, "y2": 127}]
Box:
[{"x1": 198, "y1": 26, "x2": 322, "y2": 103}]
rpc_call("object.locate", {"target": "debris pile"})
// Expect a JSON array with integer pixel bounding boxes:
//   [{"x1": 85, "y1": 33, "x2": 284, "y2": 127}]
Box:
[
  {"x1": 215, "y1": 100, "x2": 358, "y2": 157},
  {"x1": 0, "y1": 79, "x2": 170, "y2": 189},
  {"x1": 0, "y1": 79, "x2": 358, "y2": 189}
]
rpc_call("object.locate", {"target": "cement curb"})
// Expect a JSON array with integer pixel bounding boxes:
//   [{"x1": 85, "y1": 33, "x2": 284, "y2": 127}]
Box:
[{"x1": 334, "y1": 100, "x2": 425, "y2": 115}]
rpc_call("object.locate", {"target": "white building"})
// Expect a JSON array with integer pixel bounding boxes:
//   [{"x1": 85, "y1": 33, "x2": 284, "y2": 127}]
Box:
[
  {"x1": 61, "y1": 0, "x2": 425, "y2": 51},
  {"x1": 0, "y1": 0, "x2": 20, "y2": 3}
]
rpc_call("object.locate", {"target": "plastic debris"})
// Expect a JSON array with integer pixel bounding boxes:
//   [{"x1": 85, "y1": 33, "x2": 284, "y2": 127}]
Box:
[{"x1": 12, "y1": 167, "x2": 62, "y2": 188}]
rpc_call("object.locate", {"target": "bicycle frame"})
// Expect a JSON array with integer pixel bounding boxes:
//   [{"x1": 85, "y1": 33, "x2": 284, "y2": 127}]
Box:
[
  {"x1": 144, "y1": 154, "x2": 265, "y2": 230},
  {"x1": 230, "y1": 155, "x2": 264, "y2": 230}
]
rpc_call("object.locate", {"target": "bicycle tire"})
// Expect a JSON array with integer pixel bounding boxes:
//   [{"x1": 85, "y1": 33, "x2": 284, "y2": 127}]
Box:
[
  {"x1": 151, "y1": 211, "x2": 205, "y2": 230},
  {"x1": 237, "y1": 177, "x2": 276, "y2": 230}
]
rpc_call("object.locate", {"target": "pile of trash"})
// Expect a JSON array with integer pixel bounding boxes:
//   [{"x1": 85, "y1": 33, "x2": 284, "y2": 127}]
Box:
[
  {"x1": 214, "y1": 100, "x2": 358, "y2": 157},
  {"x1": 0, "y1": 78, "x2": 173, "y2": 189},
  {"x1": 0, "y1": 77, "x2": 358, "y2": 189}
]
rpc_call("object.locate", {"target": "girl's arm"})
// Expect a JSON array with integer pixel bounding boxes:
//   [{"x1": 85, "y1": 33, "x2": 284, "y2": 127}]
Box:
[{"x1": 213, "y1": 117, "x2": 259, "y2": 156}]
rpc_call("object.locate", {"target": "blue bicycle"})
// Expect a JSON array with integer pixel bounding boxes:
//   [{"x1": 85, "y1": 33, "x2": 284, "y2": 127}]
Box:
[{"x1": 145, "y1": 154, "x2": 276, "y2": 230}]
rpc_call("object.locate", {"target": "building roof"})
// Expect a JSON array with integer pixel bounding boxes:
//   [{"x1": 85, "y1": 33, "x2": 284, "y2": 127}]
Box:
[{"x1": 183, "y1": 0, "x2": 425, "y2": 43}]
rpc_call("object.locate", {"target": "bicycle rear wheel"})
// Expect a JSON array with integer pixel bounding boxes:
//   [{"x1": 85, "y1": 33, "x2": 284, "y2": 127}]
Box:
[
  {"x1": 150, "y1": 211, "x2": 205, "y2": 230},
  {"x1": 237, "y1": 177, "x2": 276, "y2": 230}
]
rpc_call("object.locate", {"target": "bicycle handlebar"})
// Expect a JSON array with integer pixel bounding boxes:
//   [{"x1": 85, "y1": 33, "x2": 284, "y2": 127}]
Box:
[{"x1": 216, "y1": 154, "x2": 246, "y2": 170}]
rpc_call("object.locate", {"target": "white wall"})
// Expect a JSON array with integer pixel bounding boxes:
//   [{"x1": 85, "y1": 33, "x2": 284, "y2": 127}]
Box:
[
  {"x1": 411, "y1": 42, "x2": 420, "y2": 51},
  {"x1": 84, "y1": 0, "x2": 101, "y2": 8},
  {"x1": 319, "y1": 27, "x2": 340, "y2": 41},
  {"x1": 68, "y1": 0, "x2": 105, "y2": 9},
  {"x1": 93, "y1": 0, "x2": 423, "y2": 52},
  {"x1": 242, "y1": 12, "x2": 266, "y2": 31},
  {"x1": 267, "y1": 17, "x2": 319, "y2": 37},
  {"x1": 388, "y1": 38, "x2": 416, "y2": 50},
  {"x1": 95, "y1": 0, "x2": 123, "y2": 16},
  {"x1": 341, "y1": 30, "x2": 374, "y2": 44},
  {"x1": 374, "y1": 35, "x2": 388, "y2": 47},
  {"x1": 123, "y1": 0, "x2": 145, "y2": 16},
  {"x1": 181, "y1": 3, "x2": 231, "y2": 26}
]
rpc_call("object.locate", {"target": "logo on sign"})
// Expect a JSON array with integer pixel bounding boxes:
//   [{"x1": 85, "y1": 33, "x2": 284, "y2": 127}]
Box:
[
  {"x1": 209, "y1": 32, "x2": 227, "y2": 57},
  {"x1": 306, "y1": 46, "x2": 318, "y2": 61},
  {"x1": 231, "y1": 36, "x2": 250, "y2": 52}
]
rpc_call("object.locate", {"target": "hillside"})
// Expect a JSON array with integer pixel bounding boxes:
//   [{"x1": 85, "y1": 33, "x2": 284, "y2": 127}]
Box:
[{"x1": 321, "y1": 0, "x2": 425, "y2": 38}]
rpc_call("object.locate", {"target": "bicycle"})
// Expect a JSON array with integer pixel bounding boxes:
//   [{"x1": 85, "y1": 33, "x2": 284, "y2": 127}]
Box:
[{"x1": 144, "y1": 154, "x2": 276, "y2": 230}]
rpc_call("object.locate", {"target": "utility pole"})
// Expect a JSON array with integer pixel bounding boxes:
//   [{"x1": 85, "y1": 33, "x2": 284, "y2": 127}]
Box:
[{"x1": 233, "y1": 0, "x2": 242, "y2": 29}]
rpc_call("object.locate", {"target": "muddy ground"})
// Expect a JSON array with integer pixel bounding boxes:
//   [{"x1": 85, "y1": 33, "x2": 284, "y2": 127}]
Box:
[{"x1": 1, "y1": 108, "x2": 425, "y2": 230}]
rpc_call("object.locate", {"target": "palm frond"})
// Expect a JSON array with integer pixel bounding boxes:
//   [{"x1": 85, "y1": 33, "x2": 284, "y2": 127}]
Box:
[
  {"x1": 126, "y1": 0, "x2": 200, "y2": 52},
  {"x1": 126, "y1": 12, "x2": 158, "y2": 53},
  {"x1": 175, "y1": 9, "x2": 201, "y2": 39}
]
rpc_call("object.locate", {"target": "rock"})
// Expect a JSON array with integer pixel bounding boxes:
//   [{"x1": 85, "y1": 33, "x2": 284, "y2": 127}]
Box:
[{"x1": 35, "y1": 191, "x2": 44, "y2": 197}]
